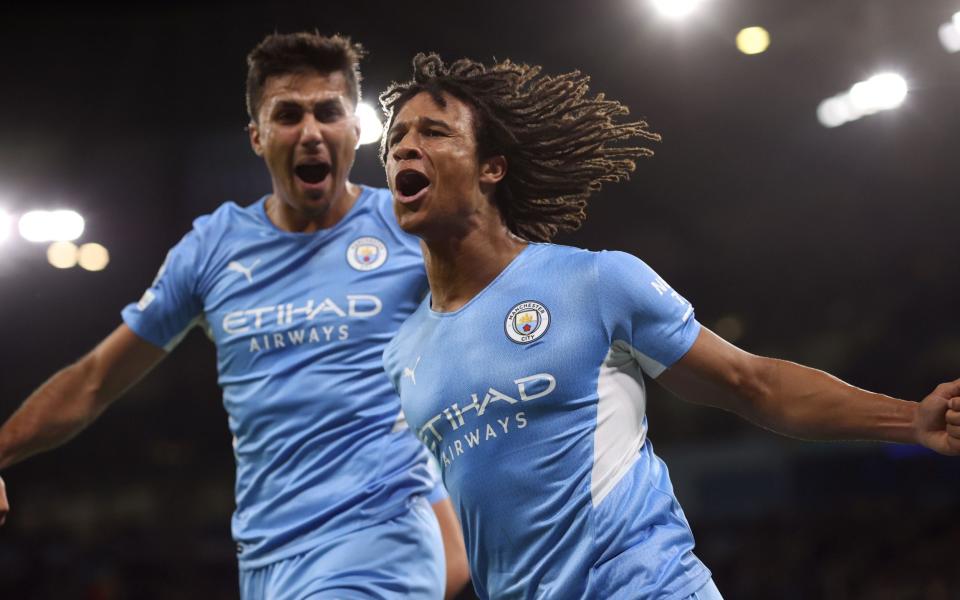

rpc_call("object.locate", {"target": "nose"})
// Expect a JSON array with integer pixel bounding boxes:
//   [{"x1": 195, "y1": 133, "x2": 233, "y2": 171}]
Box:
[
  {"x1": 391, "y1": 138, "x2": 423, "y2": 163},
  {"x1": 300, "y1": 115, "x2": 323, "y2": 149}
]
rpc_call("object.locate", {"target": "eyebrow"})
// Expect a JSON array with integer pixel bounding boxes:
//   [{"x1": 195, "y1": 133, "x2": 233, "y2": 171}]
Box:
[{"x1": 271, "y1": 97, "x2": 343, "y2": 112}]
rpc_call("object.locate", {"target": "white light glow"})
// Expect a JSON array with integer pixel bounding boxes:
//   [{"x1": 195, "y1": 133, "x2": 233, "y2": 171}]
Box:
[
  {"x1": 939, "y1": 21, "x2": 960, "y2": 53},
  {"x1": 848, "y1": 73, "x2": 908, "y2": 113},
  {"x1": 651, "y1": 0, "x2": 704, "y2": 19},
  {"x1": 77, "y1": 243, "x2": 110, "y2": 272},
  {"x1": 954, "y1": 10, "x2": 960, "y2": 30},
  {"x1": 47, "y1": 241, "x2": 78, "y2": 269},
  {"x1": 356, "y1": 102, "x2": 384, "y2": 146},
  {"x1": 817, "y1": 73, "x2": 908, "y2": 128},
  {"x1": 817, "y1": 95, "x2": 854, "y2": 128},
  {"x1": 18, "y1": 210, "x2": 85, "y2": 242},
  {"x1": 0, "y1": 209, "x2": 10, "y2": 243}
]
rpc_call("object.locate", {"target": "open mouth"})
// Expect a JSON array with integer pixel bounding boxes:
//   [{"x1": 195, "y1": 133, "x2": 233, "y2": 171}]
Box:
[
  {"x1": 395, "y1": 169, "x2": 431, "y2": 200},
  {"x1": 295, "y1": 162, "x2": 331, "y2": 184}
]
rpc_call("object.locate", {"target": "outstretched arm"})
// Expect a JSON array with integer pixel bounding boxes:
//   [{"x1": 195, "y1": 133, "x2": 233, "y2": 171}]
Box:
[
  {"x1": 0, "y1": 324, "x2": 166, "y2": 471},
  {"x1": 657, "y1": 327, "x2": 960, "y2": 455},
  {"x1": 431, "y1": 496, "x2": 471, "y2": 600}
]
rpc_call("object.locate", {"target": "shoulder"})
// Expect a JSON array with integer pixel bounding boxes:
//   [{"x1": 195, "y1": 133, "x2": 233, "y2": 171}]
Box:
[
  {"x1": 191, "y1": 199, "x2": 263, "y2": 237},
  {"x1": 525, "y1": 243, "x2": 601, "y2": 279}
]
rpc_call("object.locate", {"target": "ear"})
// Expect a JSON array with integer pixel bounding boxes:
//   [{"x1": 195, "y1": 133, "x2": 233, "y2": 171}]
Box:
[
  {"x1": 352, "y1": 109, "x2": 362, "y2": 141},
  {"x1": 479, "y1": 155, "x2": 507, "y2": 185},
  {"x1": 248, "y1": 121, "x2": 264, "y2": 157},
  {"x1": 351, "y1": 113, "x2": 362, "y2": 149}
]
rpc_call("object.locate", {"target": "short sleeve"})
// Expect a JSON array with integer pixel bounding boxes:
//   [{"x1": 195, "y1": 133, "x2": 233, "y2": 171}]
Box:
[
  {"x1": 121, "y1": 228, "x2": 204, "y2": 351},
  {"x1": 597, "y1": 250, "x2": 700, "y2": 378}
]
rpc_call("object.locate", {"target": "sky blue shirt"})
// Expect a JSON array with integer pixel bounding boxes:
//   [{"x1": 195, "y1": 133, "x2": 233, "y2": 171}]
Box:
[
  {"x1": 384, "y1": 243, "x2": 710, "y2": 599},
  {"x1": 122, "y1": 186, "x2": 441, "y2": 569}
]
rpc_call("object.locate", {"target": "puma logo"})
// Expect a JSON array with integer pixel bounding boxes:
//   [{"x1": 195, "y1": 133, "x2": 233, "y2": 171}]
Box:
[
  {"x1": 227, "y1": 259, "x2": 261, "y2": 284},
  {"x1": 403, "y1": 356, "x2": 422, "y2": 385}
]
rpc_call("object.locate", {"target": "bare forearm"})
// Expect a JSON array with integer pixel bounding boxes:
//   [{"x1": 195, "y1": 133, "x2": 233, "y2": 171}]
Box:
[
  {"x1": 0, "y1": 360, "x2": 109, "y2": 470},
  {"x1": 738, "y1": 357, "x2": 918, "y2": 444}
]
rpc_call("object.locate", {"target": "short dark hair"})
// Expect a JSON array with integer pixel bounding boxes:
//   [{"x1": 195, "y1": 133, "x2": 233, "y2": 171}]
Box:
[
  {"x1": 246, "y1": 32, "x2": 365, "y2": 122},
  {"x1": 380, "y1": 53, "x2": 660, "y2": 242}
]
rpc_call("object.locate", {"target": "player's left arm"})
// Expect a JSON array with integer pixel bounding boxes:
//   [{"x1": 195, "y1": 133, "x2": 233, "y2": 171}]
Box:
[
  {"x1": 657, "y1": 327, "x2": 960, "y2": 455},
  {"x1": 431, "y1": 496, "x2": 471, "y2": 600}
]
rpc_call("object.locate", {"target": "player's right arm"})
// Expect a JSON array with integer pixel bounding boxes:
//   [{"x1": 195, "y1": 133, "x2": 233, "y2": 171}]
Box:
[
  {"x1": 0, "y1": 219, "x2": 204, "y2": 527},
  {"x1": 0, "y1": 324, "x2": 166, "y2": 472}
]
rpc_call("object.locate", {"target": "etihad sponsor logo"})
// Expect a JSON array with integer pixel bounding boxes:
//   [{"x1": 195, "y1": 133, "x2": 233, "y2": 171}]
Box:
[
  {"x1": 417, "y1": 373, "x2": 557, "y2": 450},
  {"x1": 221, "y1": 295, "x2": 382, "y2": 335}
]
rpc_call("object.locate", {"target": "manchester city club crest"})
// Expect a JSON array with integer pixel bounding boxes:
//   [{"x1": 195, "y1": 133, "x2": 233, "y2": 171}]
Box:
[
  {"x1": 346, "y1": 237, "x2": 388, "y2": 271},
  {"x1": 505, "y1": 300, "x2": 551, "y2": 344}
]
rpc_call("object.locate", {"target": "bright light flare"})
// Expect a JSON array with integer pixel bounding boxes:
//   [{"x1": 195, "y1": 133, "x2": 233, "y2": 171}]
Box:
[
  {"x1": 47, "y1": 241, "x2": 78, "y2": 269},
  {"x1": 651, "y1": 0, "x2": 704, "y2": 20},
  {"x1": 0, "y1": 209, "x2": 10, "y2": 243},
  {"x1": 848, "y1": 73, "x2": 908, "y2": 113},
  {"x1": 356, "y1": 102, "x2": 384, "y2": 146},
  {"x1": 736, "y1": 26, "x2": 770, "y2": 55},
  {"x1": 939, "y1": 19, "x2": 960, "y2": 53},
  {"x1": 78, "y1": 242, "x2": 110, "y2": 271},
  {"x1": 817, "y1": 95, "x2": 855, "y2": 128},
  {"x1": 19, "y1": 210, "x2": 85, "y2": 242},
  {"x1": 817, "y1": 73, "x2": 908, "y2": 128}
]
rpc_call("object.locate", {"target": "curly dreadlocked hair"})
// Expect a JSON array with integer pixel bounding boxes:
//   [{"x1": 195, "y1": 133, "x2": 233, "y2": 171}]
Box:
[{"x1": 380, "y1": 53, "x2": 660, "y2": 242}]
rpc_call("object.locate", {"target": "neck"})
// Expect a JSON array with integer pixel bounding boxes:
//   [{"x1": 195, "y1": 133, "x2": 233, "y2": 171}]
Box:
[
  {"x1": 423, "y1": 220, "x2": 527, "y2": 313},
  {"x1": 266, "y1": 181, "x2": 360, "y2": 233}
]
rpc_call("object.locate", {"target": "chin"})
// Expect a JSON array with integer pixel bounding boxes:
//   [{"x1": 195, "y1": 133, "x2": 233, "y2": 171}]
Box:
[{"x1": 395, "y1": 211, "x2": 427, "y2": 236}]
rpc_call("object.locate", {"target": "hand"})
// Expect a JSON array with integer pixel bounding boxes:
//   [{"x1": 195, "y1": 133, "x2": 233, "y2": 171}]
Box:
[
  {"x1": 915, "y1": 379, "x2": 960, "y2": 456},
  {"x1": 0, "y1": 475, "x2": 8, "y2": 526}
]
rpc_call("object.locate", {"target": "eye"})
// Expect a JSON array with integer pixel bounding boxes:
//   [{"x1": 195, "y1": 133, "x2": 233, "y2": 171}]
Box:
[
  {"x1": 316, "y1": 105, "x2": 345, "y2": 122},
  {"x1": 274, "y1": 108, "x2": 302, "y2": 124},
  {"x1": 387, "y1": 131, "x2": 404, "y2": 148},
  {"x1": 423, "y1": 129, "x2": 446, "y2": 137}
]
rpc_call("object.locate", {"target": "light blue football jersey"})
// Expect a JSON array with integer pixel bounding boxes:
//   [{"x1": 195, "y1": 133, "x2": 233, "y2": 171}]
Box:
[
  {"x1": 384, "y1": 243, "x2": 711, "y2": 600},
  {"x1": 122, "y1": 186, "x2": 442, "y2": 569}
]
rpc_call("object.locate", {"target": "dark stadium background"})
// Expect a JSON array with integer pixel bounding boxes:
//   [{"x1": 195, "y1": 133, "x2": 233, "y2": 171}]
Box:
[{"x1": 1, "y1": 1, "x2": 958, "y2": 598}]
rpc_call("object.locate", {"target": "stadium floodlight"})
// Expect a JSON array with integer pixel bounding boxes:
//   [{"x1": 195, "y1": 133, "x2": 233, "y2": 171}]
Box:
[
  {"x1": 47, "y1": 241, "x2": 79, "y2": 269},
  {"x1": 18, "y1": 209, "x2": 85, "y2": 242},
  {"x1": 77, "y1": 242, "x2": 110, "y2": 271},
  {"x1": 939, "y1": 19, "x2": 960, "y2": 53},
  {"x1": 848, "y1": 73, "x2": 908, "y2": 113},
  {"x1": 736, "y1": 26, "x2": 770, "y2": 55},
  {"x1": 0, "y1": 208, "x2": 11, "y2": 243},
  {"x1": 651, "y1": 0, "x2": 704, "y2": 20},
  {"x1": 817, "y1": 95, "x2": 855, "y2": 128},
  {"x1": 356, "y1": 102, "x2": 384, "y2": 147},
  {"x1": 817, "y1": 73, "x2": 908, "y2": 128}
]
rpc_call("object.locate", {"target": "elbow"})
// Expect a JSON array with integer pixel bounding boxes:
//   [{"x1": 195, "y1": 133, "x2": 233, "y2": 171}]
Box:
[
  {"x1": 724, "y1": 354, "x2": 777, "y2": 418},
  {"x1": 70, "y1": 353, "x2": 110, "y2": 412}
]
